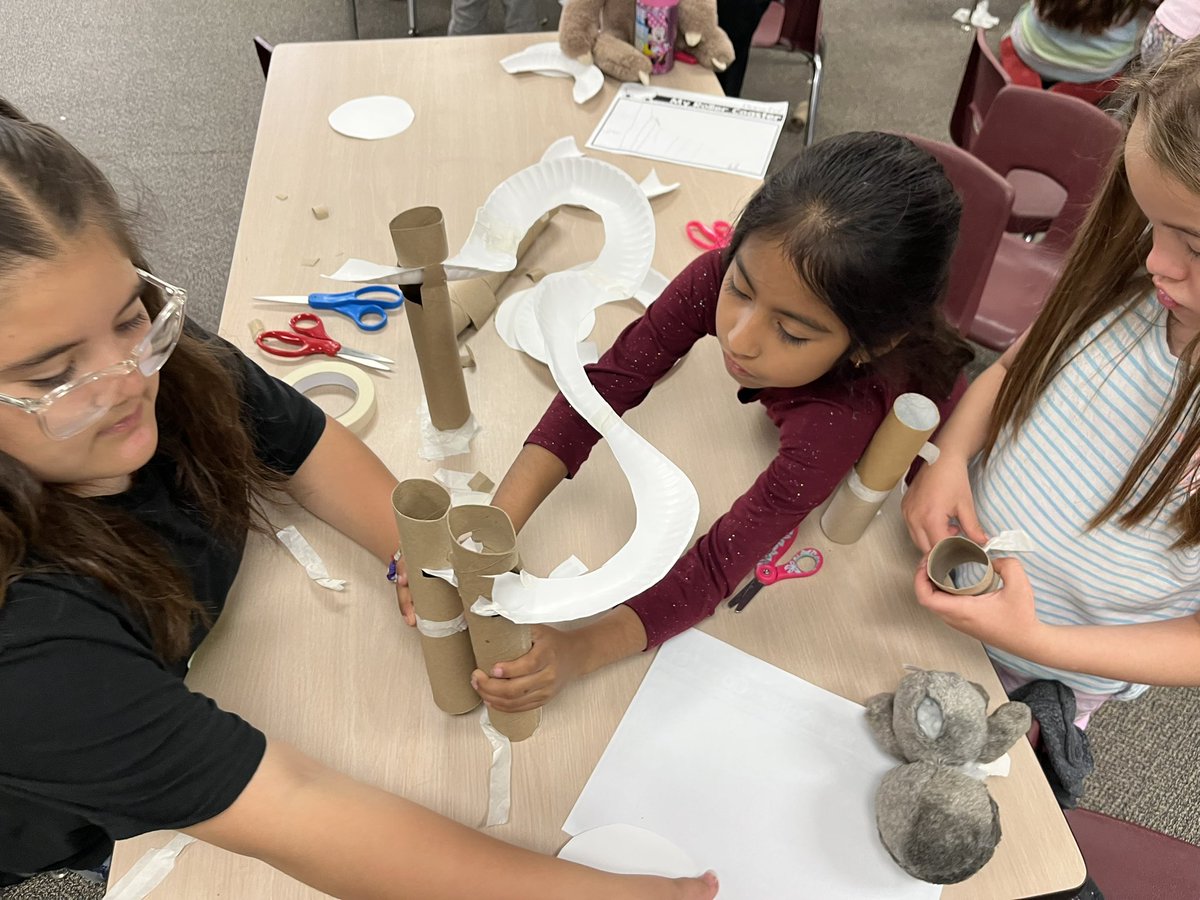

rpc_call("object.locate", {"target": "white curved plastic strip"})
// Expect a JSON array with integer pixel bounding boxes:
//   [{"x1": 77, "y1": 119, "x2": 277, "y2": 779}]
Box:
[
  {"x1": 499, "y1": 42, "x2": 604, "y2": 104},
  {"x1": 442, "y1": 156, "x2": 699, "y2": 624}
]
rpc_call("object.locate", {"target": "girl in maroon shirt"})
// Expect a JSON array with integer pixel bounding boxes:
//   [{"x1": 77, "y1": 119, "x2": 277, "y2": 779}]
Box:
[{"x1": 475, "y1": 131, "x2": 972, "y2": 712}]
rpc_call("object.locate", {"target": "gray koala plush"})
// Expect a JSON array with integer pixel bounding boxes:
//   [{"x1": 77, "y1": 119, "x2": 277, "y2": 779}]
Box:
[{"x1": 864, "y1": 669, "x2": 1032, "y2": 884}]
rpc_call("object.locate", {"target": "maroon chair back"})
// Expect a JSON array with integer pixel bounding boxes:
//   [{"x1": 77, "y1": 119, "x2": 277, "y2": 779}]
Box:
[
  {"x1": 1066, "y1": 808, "x2": 1200, "y2": 900},
  {"x1": 908, "y1": 135, "x2": 1015, "y2": 336},
  {"x1": 949, "y1": 28, "x2": 1010, "y2": 151},
  {"x1": 971, "y1": 86, "x2": 1123, "y2": 254},
  {"x1": 776, "y1": 0, "x2": 822, "y2": 55}
]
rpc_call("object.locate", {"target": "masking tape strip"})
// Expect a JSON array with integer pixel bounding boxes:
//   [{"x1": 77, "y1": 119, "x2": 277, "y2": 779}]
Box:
[
  {"x1": 416, "y1": 612, "x2": 468, "y2": 637},
  {"x1": 103, "y1": 833, "x2": 195, "y2": 900},
  {"x1": 282, "y1": 360, "x2": 377, "y2": 435},
  {"x1": 480, "y1": 707, "x2": 513, "y2": 827},
  {"x1": 845, "y1": 468, "x2": 893, "y2": 503}
]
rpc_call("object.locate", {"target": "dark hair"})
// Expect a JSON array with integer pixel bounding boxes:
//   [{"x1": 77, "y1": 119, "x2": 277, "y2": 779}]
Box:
[
  {"x1": 725, "y1": 131, "x2": 972, "y2": 399},
  {"x1": 0, "y1": 98, "x2": 287, "y2": 661},
  {"x1": 985, "y1": 41, "x2": 1200, "y2": 547},
  {"x1": 1033, "y1": 0, "x2": 1138, "y2": 35}
]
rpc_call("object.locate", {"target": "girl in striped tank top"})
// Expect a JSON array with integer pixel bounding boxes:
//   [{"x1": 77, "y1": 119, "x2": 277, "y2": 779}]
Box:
[{"x1": 904, "y1": 42, "x2": 1200, "y2": 727}]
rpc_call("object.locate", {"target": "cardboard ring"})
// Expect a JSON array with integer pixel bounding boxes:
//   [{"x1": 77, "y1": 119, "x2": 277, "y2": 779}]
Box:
[
  {"x1": 927, "y1": 536, "x2": 1000, "y2": 595},
  {"x1": 282, "y1": 360, "x2": 377, "y2": 434}
]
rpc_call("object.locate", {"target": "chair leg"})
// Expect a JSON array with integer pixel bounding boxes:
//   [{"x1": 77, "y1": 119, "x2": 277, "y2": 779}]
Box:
[
  {"x1": 408, "y1": 0, "x2": 418, "y2": 36},
  {"x1": 253, "y1": 36, "x2": 274, "y2": 79},
  {"x1": 804, "y1": 37, "x2": 824, "y2": 147}
]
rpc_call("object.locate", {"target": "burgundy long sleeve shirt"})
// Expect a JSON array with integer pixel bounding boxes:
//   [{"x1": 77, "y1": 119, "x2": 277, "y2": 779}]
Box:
[{"x1": 527, "y1": 249, "x2": 958, "y2": 648}]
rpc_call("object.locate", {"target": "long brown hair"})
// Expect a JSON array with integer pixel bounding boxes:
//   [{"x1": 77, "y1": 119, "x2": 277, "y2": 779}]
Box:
[
  {"x1": 1033, "y1": 0, "x2": 1139, "y2": 34},
  {"x1": 0, "y1": 99, "x2": 287, "y2": 661},
  {"x1": 982, "y1": 42, "x2": 1200, "y2": 547}
]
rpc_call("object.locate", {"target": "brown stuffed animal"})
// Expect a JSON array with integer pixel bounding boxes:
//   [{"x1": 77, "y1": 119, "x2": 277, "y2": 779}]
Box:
[{"x1": 559, "y1": 0, "x2": 735, "y2": 85}]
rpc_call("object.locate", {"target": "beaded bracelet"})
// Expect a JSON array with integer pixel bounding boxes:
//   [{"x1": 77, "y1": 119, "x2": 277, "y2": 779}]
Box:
[{"x1": 386, "y1": 549, "x2": 403, "y2": 583}]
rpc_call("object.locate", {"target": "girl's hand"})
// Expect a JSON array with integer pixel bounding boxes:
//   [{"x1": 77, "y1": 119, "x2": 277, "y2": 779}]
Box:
[
  {"x1": 665, "y1": 871, "x2": 719, "y2": 899},
  {"x1": 393, "y1": 557, "x2": 415, "y2": 627},
  {"x1": 913, "y1": 556, "x2": 1046, "y2": 656},
  {"x1": 472, "y1": 625, "x2": 585, "y2": 712},
  {"x1": 901, "y1": 453, "x2": 987, "y2": 552}
]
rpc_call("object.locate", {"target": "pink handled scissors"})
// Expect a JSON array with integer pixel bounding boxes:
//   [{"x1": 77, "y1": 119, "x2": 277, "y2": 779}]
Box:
[
  {"x1": 727, "y1": 527, "x2": 823, "y2": 612},
  {"x1": 686, "y1": 219, "x2": 732, "y2": 251},
  {"x1": 254, "y1": 313, "x2": 394, "y2": 372}
]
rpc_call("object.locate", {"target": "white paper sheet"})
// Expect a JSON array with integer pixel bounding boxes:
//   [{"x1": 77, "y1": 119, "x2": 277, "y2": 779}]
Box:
[
  {"x1": 327, "y1": 95, "x2": 415, "y2": 140},
  {"x1": 587, "y1": 84, "x2": 788, "y2": 179},
  {"x1": 564, "y1": 630, "x2": 943, "y2": 900}
]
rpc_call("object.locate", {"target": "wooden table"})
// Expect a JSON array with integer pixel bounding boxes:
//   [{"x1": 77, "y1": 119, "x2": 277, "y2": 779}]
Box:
[{"x1": 112, "y1": 33, "x2": 1085, "y2": 899}]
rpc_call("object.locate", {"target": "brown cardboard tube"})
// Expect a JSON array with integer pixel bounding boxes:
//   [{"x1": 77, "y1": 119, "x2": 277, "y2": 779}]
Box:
[
  {"x1": 392, "y1": 480, "x2": 481, "y2": 715},
  {"x1": 820, "y1": 393, "x2": 941, "y2": 544},
  {"x1": 447, "y1": 504, "x2": 540, "y2": 743},
  {"x1": 390, "y1": 207, "x2": 472, "y2": 431},
  {"x1": 926, "y1": 536, "x2": 1001, "y2": 595},
  {"x1": 447, "y1": 209, "x2": 558, "y2": 335}
]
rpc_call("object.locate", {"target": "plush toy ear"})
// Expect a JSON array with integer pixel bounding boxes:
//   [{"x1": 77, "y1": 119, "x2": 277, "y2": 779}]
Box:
[
  {"x1": 864, "y1": 692, "x2": 905, "y2": 759},
  {"x1": 977, "y1": 701, "x2": 1034, "y2": 762}
]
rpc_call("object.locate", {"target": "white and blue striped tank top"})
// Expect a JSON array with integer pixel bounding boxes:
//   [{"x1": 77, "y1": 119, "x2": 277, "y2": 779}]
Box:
[{"x1": 970, "y1": 294, "x2": 1200, "y2": 698}]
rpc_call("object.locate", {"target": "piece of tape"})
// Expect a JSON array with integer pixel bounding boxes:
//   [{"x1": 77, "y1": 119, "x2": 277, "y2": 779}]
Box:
[
  {"x1": 480, "y1": 707, "x2": 513, "y2": 827},
  {"x1": 418, "y1": 397, "x2": 481, "y2": 461},
  {"x1": 277, "y1": 525, "x2": 347, "y2": 591},
  {"x1": 283, "y1": 360, "x2": 377, "y2": 435},
  {"x1": 416, "y1": 612, "x2": 468, "y2": 637},
  {"x1": 103, "y1": 833, "x2": 195, "y2": 900},
  {"x1": 845, "y1": 468, "x2": 893, "y2": 503}
]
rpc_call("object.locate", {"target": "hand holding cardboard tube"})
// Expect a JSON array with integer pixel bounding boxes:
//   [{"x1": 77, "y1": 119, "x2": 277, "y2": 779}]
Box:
[{"x1": 915, "y1": 554, "x2": 1045, "y2": 656}]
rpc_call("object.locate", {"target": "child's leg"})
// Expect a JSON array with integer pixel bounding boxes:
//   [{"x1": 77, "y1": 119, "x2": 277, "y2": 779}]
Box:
[
  {"x1": 448, "y1": 0, "x2": 491, "y2": 36},
  {"x1": 501, "y1": 0, "x2": 539, "y2": 34}
]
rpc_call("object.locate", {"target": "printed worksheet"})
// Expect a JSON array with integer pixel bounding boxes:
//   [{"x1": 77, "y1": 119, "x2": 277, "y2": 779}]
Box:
[{"x1": 586, "y1": 84, "x2": 789, "y2": 179}]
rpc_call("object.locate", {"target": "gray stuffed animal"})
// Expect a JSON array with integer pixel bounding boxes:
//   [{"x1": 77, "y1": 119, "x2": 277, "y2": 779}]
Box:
[{"x1": 864, "y1": 669, "x2": 1032, "y2": 884}]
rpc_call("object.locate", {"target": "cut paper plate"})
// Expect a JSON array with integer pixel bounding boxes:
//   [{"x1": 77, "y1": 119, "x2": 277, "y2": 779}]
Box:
[
  {"x1": 639, "y1": 169, "x2": 680, "y2": 200},
  {"x1": 558, "y1": 824, "x2": 701, "y2": 879},
  {"x1": 328, "y1": 96, "x2": 415, "y2": 140},
  {"x1": 500, "y1": 42, "x2": 605, "y2": 105},
  {"x1": 323, "y1": 257, "x2": 423, "y2": 285},
  {"x1": 541, "y1": 136, "x2": 586, "y2": 163}
]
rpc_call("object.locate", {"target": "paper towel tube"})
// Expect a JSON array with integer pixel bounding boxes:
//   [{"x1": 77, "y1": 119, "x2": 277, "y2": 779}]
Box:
[
  {"x1": 926, "y1": 536, "x2": 1001, "y2": 595},
  {"x1": 447, "y1": 504, "x2": 539, "y2": 742},
  {"x1": 282, "y1": 360, "x2": 377, "y2": 434},
  {"x1": 820, "y1": 393, "x2": 940, "y2": 544},
  {"x1": 390, "y1": 207, "x2": 472, "y2": 431},
  {"x1": 392, "y1": 480, "x2": 481, "y2": 715}
]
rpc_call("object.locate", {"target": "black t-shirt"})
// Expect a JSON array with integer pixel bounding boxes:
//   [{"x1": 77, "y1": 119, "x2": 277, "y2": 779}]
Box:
[{"x1": 0, "y1": 334, "x2": 326, "y2": 879}]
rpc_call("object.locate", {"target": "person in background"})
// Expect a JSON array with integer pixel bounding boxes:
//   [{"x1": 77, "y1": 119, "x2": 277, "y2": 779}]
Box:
[
  {"x1": 449, "y1": 0, "x2": 540, "y2": 35},
  {"x1": 715, "y1": 0, "x2": 772, "y2": 97},
  {"x1": 1140, "y1": 0, "x2": 1200, "y2": 68}
]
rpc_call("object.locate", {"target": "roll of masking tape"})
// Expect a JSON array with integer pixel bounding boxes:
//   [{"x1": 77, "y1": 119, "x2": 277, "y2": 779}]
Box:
[{"x1": 282, "y1": 360, "x2": 377, "y2": 434}]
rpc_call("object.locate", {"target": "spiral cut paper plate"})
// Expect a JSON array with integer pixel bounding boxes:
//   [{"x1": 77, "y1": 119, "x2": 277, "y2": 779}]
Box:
[
  {"x1": 442, "y1": 156, "x2": 700, "y2": 624},
  {"x1": 500, "y1": 42, "x2": 605, "y2": 105}
]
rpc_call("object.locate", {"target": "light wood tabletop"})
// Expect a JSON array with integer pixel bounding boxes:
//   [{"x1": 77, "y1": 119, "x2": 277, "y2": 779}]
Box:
[{"x1": 111, "y1": 33, "x2": 1086, "y2": 899}]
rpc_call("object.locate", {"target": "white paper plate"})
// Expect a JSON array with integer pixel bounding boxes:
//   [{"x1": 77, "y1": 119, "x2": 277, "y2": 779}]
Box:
[
  {"x1": 640, "y1": 169, "x2": 681, "y2": 200},
  {"x1": 328, "y1": 95, "x2": 415, "y2": 140},
  {"x1": 499, "y1": 41, "x2": 605, "y2": 104}
]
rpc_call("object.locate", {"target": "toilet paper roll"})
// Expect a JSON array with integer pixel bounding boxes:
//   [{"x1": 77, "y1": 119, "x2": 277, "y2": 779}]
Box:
[{"x1": 282, "y1": 360, "x2": 377, "y2": 434}]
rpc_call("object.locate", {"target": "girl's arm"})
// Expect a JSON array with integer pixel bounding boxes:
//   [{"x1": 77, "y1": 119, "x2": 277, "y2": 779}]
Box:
[
  {"x1": 283, "y1": 415, "x2": 414, "y2": 624},
  {"x1": 914, "y1": 556, "x2": 1200, "y2": 686},
  {"x1": 492, "y1": 444, "x2": 569, "y2": 533},
  {"x1": 902, "y1": 333, "x2": 1025, "y2": 552},
  {"x1": 184, "y1": 740, "x2": 718, "y2": 900}
]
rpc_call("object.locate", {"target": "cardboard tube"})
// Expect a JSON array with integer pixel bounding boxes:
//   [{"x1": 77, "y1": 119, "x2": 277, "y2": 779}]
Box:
[
  {"x1": 821, "y1": 393, "x2": 940, "y2": 545},
  {"x1": 447, "y1": 504, "x2": 540, "y2": 743},
  {"x1": 927, "y1": 536, "x2": 1001, "y2": 595},
  {"x1": 392, "y1": 480, "x2": 481, "y2": 715},
  {"x1": 390, "y1": 207, "x2": 471, "y2": 431},
  {"x1": 447, "y1": 209, "x2": 558, "y2": 335}
]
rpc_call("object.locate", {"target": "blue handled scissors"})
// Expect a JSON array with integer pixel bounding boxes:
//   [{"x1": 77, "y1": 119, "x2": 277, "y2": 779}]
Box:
[{"x1": 254, "y1": 285, "x2": 405, "y2": 332}]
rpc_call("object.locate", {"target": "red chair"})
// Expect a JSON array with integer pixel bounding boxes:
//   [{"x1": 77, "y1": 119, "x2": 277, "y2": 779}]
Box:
[
  {"x1": 1066, "y1": 808, "x2": 1200, "y2": 899},
  {"x1": 751, "y1": 0, "x2": 825, "y2": 146},
  {"x1": 908, "y1": 135, "x2": 1015, "y2": 337},
  {"x1": 1000, "y1": 36, "x2": 1122, "y2": 106},
  {"x1": 966, "y1": 86, "x2": 1123, "y2": 350},
  {"x1": 950, "y1": 28, "x2": 1067, "y2": 235}
]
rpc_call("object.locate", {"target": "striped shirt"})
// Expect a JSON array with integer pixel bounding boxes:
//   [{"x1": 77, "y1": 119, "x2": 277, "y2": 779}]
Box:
[
  {"x1": 1009, "y1": 1, "x2": 1139, "y2": 82},
  {"x1": 968, "y1": 295, "x2": 1200, "y2": 697}
]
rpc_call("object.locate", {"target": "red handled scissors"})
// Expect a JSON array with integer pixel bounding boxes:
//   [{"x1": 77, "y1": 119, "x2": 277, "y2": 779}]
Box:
[
  {"x1": 254, "y1": 313, "x2": 394, "y2": 372},
  {"x1": 727, "y1": 527, "x2": 823, "y2": 612},
  {"x1": 686, "y1": 219, "x2": 732, "y2": 251}
]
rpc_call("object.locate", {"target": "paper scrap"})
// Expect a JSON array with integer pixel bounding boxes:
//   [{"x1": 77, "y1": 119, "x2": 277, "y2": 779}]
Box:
[
  {"x1": 541, "y1": 135, "x2": 586, "y2": 163},
  {"x1": 276, "y1": 525, "x2": 347, "y2": 591},
  {"x1": 587, "y1": 84, "x2": 787, "y2": 179},
  {"x1": 300, "y1": 256, "x2": 320, "y2": 267},
  {"x1": 564, "y1": 630, "x2": 942, "y2": 899},
  {"x1": 983, "y1": 530, "x2": 1035, "y2": 554},
  {"x1": 459, "y1": 345, "x2": 476, "y2": 369},
  {"x1": 639, "y1": 169, "x2": 680, "y2": 200},
  {"x1": 275, "y1": 193, "x2": 288, "y2": 201},
  {"x1": 467, "y1": 471, "x2": 495, "y2": 493},
  {"x1": 312, "y1": 205, "x2": 330, "y2": 220},
  {"x1": 328, "y1": 95, "x2": 415, "y2": 140},
  {"x1": 104, "y1": 833, "x2": 195, "y2": 900},
  {"x1": 499, "y1": 42, "x2": 604, "y2": 105},
  {"x1": 434, "y1": 467, "x2": 495, "y2": 506},
  {"x1": 481, "y1": 707, "x2": 513, "y2": 826},
  {"x1": 417, "y1": 397, "x2": 481, "y2": 461},
  {"x1": 324, "y1": 257, "x2": 423, "y2": 285},
  {"x1": 558, "y1": 824, "x2": 701, "y2": 879},
  {"x1": 952, "y1": 1, "x2": 999, "y2": 28},
  {"x1": 959, "y1": 752, "x2": 1012, "y2": 781}
]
